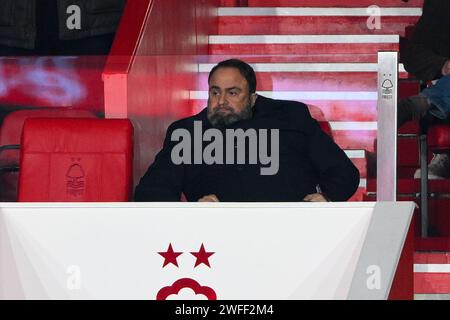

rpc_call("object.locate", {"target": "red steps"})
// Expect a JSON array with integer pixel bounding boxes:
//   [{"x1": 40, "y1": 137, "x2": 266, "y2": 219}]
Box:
[
  {"x1": 398, "y1": 135, "x2": 420, "y2": 168},
  {"x1": 219, "y1": 0, "x2": 424, "y2": 6},
  {"x1": 247, "y1": 0, "x2": 424, "y2": 7},
  {"x1": 415, "y1": 274, "x2": 450, "y2": 294},
  {"x1": 193, "y1": 59, "x2": 382, "y2": 138},
  {"x1": 397, "y1": 81, "x2": 422, "y2": 170},
  {"x1": 333, "y1": 130, "x2": 376, "y2": 152},
  {"x1": 197, "y1": 71, "x2": 378, "y2": 91},
  {"x1": 416, "y1": 253, "x2": 450, "y2": 264},
  {"x1": 216, "y1": 0, "x2": 450, "y2": 297},
  {"x1": 194, "y1": 69, "x2": 379, "y2": 122},
  {"x1": 197, "y1": 54, "x2": 382, "y2": 63},
  {"x1": 191, "y1": 98, "x2": 376, "y2": 122}
]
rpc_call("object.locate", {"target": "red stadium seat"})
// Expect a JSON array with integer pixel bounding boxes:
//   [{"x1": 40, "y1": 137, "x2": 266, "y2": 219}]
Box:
[
  {"x1": 0, "y1": 108, "x2": 97, "y2": 201},
  {"x1": 428, "y1": 124, "x2": 450, "y2": 153},
  {"x1": 17, "y1": 118, "x2": 134, "y2": 202}
]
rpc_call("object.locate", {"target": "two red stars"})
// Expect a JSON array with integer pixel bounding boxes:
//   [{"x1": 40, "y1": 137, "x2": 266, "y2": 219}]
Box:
[{"x1": 158, "y1": 243, "x2": 214, "y2": 268}]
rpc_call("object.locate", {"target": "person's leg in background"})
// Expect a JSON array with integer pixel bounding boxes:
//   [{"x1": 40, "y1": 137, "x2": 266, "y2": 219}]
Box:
[
  {"x1": 398, "y1": 74, "x2": 450, "y2": 127},
  {"x1": 398, "y1": 75, "x2": 450, "y2": 179}
]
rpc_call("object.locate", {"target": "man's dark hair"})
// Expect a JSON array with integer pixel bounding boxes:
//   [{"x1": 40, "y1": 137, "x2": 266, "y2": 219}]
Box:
[{"x1": 208, "y1": 59, "x2": 257, "y2": 93}]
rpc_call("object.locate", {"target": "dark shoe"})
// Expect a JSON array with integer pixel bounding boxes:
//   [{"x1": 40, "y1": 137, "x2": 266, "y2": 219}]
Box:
[{"x1": 398, "y1": 95, "x2": 432, "y2": 127}]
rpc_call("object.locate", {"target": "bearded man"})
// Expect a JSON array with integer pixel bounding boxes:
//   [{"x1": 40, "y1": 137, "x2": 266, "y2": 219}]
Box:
[{"x1": 134, "y1": 59, "x2": 359, "y2": 202}]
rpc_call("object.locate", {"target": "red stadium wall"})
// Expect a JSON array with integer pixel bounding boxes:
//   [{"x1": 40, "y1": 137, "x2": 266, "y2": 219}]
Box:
[
  {"x1": 103, "y1": 0, "x2": 219, "y2": 187},
  {"x1": 0, "y1": 56, "x2": 106, "y2": 114}
]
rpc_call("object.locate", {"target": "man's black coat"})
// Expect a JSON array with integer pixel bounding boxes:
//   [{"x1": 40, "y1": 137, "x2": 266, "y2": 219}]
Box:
[{"x1": 134, "y1": 96, "x2": 360, "y2": 202}]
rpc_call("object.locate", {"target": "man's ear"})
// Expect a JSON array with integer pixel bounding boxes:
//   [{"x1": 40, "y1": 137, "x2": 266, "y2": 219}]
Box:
[{"x1": 250, "y1": 93, "x2": 258, "y2": 107}]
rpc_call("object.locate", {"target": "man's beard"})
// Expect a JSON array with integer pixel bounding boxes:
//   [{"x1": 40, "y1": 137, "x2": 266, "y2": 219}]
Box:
[{"x1": 207, "y1": 101, "x2": 253, "y2": 129}]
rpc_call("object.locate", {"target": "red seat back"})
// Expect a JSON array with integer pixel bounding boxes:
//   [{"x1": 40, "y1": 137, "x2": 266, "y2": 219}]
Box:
[
  {"x1": 0, "y1": 108, "x2": 97, "y2": 201},
  {"x1": 17, "y1": 118, "x2": 134, "y2": 202}
]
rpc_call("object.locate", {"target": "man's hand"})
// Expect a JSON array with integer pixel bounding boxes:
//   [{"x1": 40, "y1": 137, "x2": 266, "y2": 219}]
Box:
[
  {"x1": 198, "y1": 194, "x2": 220, "y2": 202},
  {"x1": 442, "y1": 60, "x2": 450, "y2": 76},
  {"x1": 303, "y1": 193, "x2": 329, "y2": 202}
]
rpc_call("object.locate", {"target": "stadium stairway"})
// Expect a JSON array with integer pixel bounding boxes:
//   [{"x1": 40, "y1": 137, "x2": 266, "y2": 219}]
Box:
[{"x1": 188, "y1": 0, "x2": 450, "y2": 299}]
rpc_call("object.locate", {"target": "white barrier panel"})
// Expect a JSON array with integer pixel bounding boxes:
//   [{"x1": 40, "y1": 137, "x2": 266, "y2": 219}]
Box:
[{"x1": 0, "y1": 202, "x2": 414, "y2": 300}]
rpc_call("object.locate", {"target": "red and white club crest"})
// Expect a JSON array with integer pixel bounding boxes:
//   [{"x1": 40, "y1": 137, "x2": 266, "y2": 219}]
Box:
[{"x1": 156, "y1": 243, "x2": 217, "y2": 300}]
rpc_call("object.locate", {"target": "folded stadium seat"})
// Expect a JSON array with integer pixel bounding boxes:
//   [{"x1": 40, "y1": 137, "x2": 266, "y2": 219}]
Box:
[
  {"x1": 428, "y1": 125, "x2": 450, "y2": 154},
  {"x1": 416, "y1": 122, "x2": 450, "y2": 237},
  {"x1": 17, "y1": 118, "x2": 134, "y2": 202},
  {"x1": 0, "y1": 108, "x2": 97, "y2": 201},
  {"x1": 308, "y1": 104, "x2": 333, "y2": 139}
]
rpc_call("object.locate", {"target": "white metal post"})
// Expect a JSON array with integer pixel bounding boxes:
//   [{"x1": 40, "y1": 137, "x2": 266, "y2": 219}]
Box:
[{"x1": 377, "y1": 52, "x2": 398, "y2": 201}]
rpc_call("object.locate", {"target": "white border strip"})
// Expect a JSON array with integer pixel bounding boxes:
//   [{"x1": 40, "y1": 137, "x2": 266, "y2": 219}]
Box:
[
  {"x1": 414, "y1": 264, "x2": 450, "y2": 273},
  {"x1": 209, "y1": 34, "x2": 400, "y2": 44},
  {"x1": 0, "y1": 202, "x2": 379, "y2": 209},
  {"x1": 345, "y1": 150, "x2": 366, "y2": 159},
  {"x1": 200, "y1": 63, "x2": 379, "y2": 73},
  {"x1": 261, "y1": 90, "x2": 378, "y2": 100},
  {"x1": 218, "y1": 7, "x2": 422, "y2": 17},
  {"x1": 190, "y1": 90, "x2": 377, "y2": 101}
]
